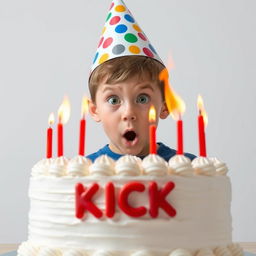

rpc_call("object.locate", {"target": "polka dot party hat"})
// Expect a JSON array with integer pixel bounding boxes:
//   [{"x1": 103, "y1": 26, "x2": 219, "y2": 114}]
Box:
[{"x1": 91, "y1": 0, "x2": 163, "y2": 72}]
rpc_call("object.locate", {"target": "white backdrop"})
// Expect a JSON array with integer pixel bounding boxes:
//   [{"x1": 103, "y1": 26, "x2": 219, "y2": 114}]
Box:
[{"x1": 0, "y1": 0, "x2": 255, "y2": 243}]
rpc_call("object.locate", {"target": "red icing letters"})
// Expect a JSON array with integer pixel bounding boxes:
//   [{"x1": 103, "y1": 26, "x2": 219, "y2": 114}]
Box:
[
  {"x1": 149, "y1": 181, "x2": 176, "y2": 218},
  {"x1": 75, "y1": 183, "x2": 103, "y2": 219},
  {"x1": 105, "y1": 182, "x2": 115, "y2": 218},
  {"x1": 118, "y1": 182, "x2": 147, "y2": 217}
]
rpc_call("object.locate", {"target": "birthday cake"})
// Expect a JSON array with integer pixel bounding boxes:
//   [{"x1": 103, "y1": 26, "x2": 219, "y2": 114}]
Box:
[{"x1": 17, "y1": 154, "x2": 244, "y2": 256}]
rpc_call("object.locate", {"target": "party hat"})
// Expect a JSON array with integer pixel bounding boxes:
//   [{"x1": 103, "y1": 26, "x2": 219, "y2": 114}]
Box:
[{"x1": 91, "y1": 0, "x2": 163, "y2": 72}]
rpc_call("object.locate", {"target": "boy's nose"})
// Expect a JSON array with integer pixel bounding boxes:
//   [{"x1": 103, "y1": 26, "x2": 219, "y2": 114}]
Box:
[{"x1": 122, "y1": 104, "x2": 136, "y2": 121}]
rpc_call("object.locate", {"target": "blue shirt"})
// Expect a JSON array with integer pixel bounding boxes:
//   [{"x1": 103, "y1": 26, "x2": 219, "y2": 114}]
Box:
[{"x1": 86, "y1": 142, "x2": 196, "y2": 162}]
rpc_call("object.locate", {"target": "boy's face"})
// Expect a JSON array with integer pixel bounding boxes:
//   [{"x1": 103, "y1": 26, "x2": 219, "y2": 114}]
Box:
[{"x1": 89, "y1": 75, "x2": 169, "y2": 156}]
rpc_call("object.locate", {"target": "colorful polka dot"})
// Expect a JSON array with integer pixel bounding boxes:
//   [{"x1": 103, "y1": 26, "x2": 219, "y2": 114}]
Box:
[
  {"x1": 103, "y1": 37, "x2": 113, "y2": 48},
  {"x1": 138, "y1": 32, "x2": 147, "y2": 41},
  {"x1": 149, "y1": 44, "x2": 157, "y2": 54},
  {"x1": 115, "y1": 24, "x2": 128, "y2": 33},
  {"x1": 124, "y1": 14, "x2": 135, "y2": 23},
  {"x1": 98, "y1": 37, "x2": 104, "y2": 48},
  {"x1": 133, "y1": 24, "x2": 142, "y2": 32},
  {"x1": 112, "y1": 44, "x2": 125, "y2": 55},
  {"x1": 101, "y1": 26, "x2": 106, "y2": 35},
  {"x1": 143, "y1": 47, "x2": 154, "y2": 58},
  {"x1": 124, "y1": 33, "x2": 138, "y2": 43},
  {"x1": 109, "y1": 2, "x2": 114, "y2": 10},
  {"x1": 129, "y1": 45, "x2": 140, "y2": 54},
  {"x1": 115, "y1": 5, "x2": 126, "y2": 12},
  {"x1": 106, "y1": 12, "x2": 112, "y2": 22},
  {"x1": 93, "y1": 52, "x2": 99, "y2": 64},
  {"x1": 99, "y1": 53, "x2": 109, "y2": 64},
  {"x1": 110, "y1": 16, "x2": 121, "y2": 25}
]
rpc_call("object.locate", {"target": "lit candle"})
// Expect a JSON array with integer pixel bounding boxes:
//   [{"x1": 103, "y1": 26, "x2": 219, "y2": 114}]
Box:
[
  {"x1": 79, "y1": 96, "x2": 89, "y2": 156},
  {"x1": 57, "y1": 96, "x2": 71, "y2": 157},
  {"x1": 197, "y1": 95, "x2": 208, "y2": 157},
  {"x1": 159, "y1": 68, "x2": 186, "y2": 155},
  {"x1": 46, "y1": 113, "x2": 54, "y2": 158},
  {"x1": 149, "y1": 105, "x2": 157, "y2": 154}
]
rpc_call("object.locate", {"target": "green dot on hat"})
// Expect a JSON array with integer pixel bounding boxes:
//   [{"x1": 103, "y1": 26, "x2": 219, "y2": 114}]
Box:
[
  {"x1": 106, "y1": 12, "x2": 112, "y2": 21},
  {"x1": 124, "y1": 33, "x2": 138, "y2": 43}
]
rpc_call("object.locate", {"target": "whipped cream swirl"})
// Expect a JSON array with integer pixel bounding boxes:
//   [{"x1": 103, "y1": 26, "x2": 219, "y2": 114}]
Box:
[
  {"x1": 169, "y1": 248, "x2": 192, "y2": 256},
  {"x1": 63, "y1": 249, "x2": 87, "y2": 256},
  {"x1": 142, "y1": 154, "x2": 168, "y2": 176},
  {"x1": 48, "y1": 156, "x2": 69, "y2": 177},
  {"x1": 38, "y1": 247, "x2": 62, "y2": 256},
  {"x1": 192, "y1": 157, "x2": 216, "y2": 176},
  {"x1": 31, "y1": 158, "x2": 53, "y2": 176},
  {"x1": 169, "y1": 155, "x2": 194, "y2": 176},
  {"x1": 67, "y1": 155, "x2": 91, "y2": 177},
  {"x1": 131, "y1": 250, "x2": 155, "y2": 256},
  {"x1": 92, "y1": 251, "x2": 115, "y2": 256},
  {"x1": 195, "y1": 248, "x2": 215, "y2": 256},
  {"x1": 115, "y1": 155, "x2": 142, "y2": 176},
  {"x1": 89, "y1": 155, "x2": 115, "y2": 176},
  {"x1": 17, "y1": 241, "x2": 39, "y2": 256},
  {"x1": 210, "y1": 157, "x2": 228, "y2": 175}
]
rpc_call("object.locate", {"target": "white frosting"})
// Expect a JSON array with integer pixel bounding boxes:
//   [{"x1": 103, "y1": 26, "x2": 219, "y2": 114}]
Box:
[
  {"x1": 142, "y1": 154, "x2": 168, "y2": 176},
  {"x1": 17, "y1": 241, "x2": 39, "y2": 256},
  {"x1": 195, "y1": 248, "x2": 215, "y2": 256},
  {"x1": 92, "y1": 251, "x2": 115, "y2": 256},
  {"x1": 168, "y1": 155, "x2": 194, "y2": 176},
  {"x1": 115, "y1": 155, "x2": 142, "y2": 176},
  {"x1": 89, "y1": 155, "x2": 115, "y2": 176},
  {"x1": 67, "y1": 156, "x2": 91, "y2": 177},
  {"x1": 214, "y1": 246, "x2": 232, "y2": 256},
  {"x1": 169, "y1": 248, "x2": 192, "y2": 256},
  {"x1": 191, "y1": 157, "x2": 216, "y2": 176},
  {"x1": 210, "y1": 157, "x2": 229, "y2": 176},
  {"x1": 31, "y1": 158, "x2": 53, "y2": 177},
  {"x1": 131, "y1": 250, "x2": 155, "y2": 256},
  {"x1": 48, "y1": 157, "x2": 69, "y2": 177},
  {"x1": 28, "y1": 175, "x2": 232, "y2": 253},
  {"x1": 228, "y1": 243, "x2": 243, "y2": 256},
  {"x1": 63, "y1": 249, "x2": 87, "y2": 256},
  {"x1": 38, "y1": 247, "x2": 62, "y2": 256}
]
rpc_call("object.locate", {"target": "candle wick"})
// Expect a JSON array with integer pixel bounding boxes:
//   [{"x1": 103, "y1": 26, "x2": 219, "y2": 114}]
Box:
[{"x1": 199, "y1": 109, "x2": 202, "y2": 115}]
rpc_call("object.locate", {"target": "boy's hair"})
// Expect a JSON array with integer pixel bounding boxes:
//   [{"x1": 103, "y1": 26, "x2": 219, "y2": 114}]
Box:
[{"x1": 89, "y1": 56, "x2": 166, "y2": 102}]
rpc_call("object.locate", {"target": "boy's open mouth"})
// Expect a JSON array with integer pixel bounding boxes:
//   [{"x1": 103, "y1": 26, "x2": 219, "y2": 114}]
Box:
[{"x1": 123, "y1": 131, "x2": 137, "y2": 142}]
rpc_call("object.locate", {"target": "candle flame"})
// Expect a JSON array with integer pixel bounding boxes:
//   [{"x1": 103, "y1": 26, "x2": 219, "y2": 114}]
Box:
[
  {"x1": 48, "y1": 112, "x2": 55, "y2": 126},
  {"x1": 58, "y1": 96, "x2": 71, "y2": 124},
  {"x1": 197, "y1": 94, "x2": 208, "y2": 126},
  {"x1": 81, "y1": 96, "x2": 89, "y2": 118},
  {"x1": 149, "y1": 105, "x2": 156, "y2": 123},
  {"x1": 159, "y1": 68, "x2": 186, "y2": 120}
]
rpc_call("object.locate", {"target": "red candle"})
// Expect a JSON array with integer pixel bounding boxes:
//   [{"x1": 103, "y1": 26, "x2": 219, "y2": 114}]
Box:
[
  {"x1": 78, "y1": 96, "x2": 89, "y2": 156},
  {"x1": 149, "y1": 106, "x2": 157, "y2": 154},
  {"x1": 197, "y1": 95, "x2": 207, "y2": 157},
  {"x1": 57, "y1": 96, "x2": 71, "y2": 157},
  {"x1": 177, "y1": 117, "x2": 183, "y2": 155},
  {"x1": 46, "y1": 113, "x2": 54, "y2": 158}
]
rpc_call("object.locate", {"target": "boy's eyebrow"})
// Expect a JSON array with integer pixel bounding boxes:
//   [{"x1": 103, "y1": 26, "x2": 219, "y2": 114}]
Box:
[
  {"x1": 102, "y1": 85, "x2": 119, "y2": 93},
  {"x1": 138, "y1": 84, "x2": 154, "y2": 91}
]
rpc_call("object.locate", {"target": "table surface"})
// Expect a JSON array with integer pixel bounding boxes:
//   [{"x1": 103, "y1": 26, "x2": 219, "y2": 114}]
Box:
[{"x1": 1, "y1": 243, "x2": 256, "y2": 254}]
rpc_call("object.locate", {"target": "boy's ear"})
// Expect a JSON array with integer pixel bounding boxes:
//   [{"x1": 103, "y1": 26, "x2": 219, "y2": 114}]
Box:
[
  {"x1": 89, "y1": 100, "x2": 101, "y2": 122},
  {"x1": 159, "y1": 102, "x2": 169, "y2": 119}
]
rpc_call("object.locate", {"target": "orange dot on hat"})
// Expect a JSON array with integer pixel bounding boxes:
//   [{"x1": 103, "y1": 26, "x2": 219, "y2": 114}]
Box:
[
  {"x1": 115, "y1": 5, "x2": 126, "y2": 12},
  {"x1": 133, "y1": 24, "x2": 142, "y2": 32},
  {"x1": 129, "y1": 45, "x2": 140, "y2": 54},
  {"x1": 99, "y1": 53, "x2": 109, "y2": 64}
]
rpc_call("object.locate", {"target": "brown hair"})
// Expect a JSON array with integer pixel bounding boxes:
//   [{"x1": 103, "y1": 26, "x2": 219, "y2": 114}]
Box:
[{"x1": 89, "y1": 56, "x2": 166, "y2": 102}]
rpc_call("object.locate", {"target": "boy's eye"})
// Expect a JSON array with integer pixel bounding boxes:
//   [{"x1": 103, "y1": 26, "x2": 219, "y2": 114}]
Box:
[
  {"x1": 107, "y1": 96, "x2": 121, "y2": 105},
  {"x1": 136, "y1": 94, "x2": 150, "y2": 104}
]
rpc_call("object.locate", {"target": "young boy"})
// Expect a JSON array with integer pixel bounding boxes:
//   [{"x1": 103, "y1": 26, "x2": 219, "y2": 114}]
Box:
[{"x1": 86, "y1": 0, "x2": 195, "y2": 162}]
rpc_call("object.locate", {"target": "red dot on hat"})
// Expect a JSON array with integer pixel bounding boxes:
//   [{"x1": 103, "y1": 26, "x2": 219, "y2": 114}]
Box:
[
  {"x1": 98, "y1": 37, "x2": 104, "y2": 48},
  {"x1": 110, "y1": 16, "x2": 121, "y2": 25},
  {"x1": 143, "y1": 47, "x2": 154, "y2": 58},
  {"x1": 103, "y1": 37, "x2": 113, "y2": 49},
  {"x1": 138, "y1": 32, "x2": 147, "y2": 41},
  {"x1": 109, "y1": 2, "x2": 114, "y2": 10}
]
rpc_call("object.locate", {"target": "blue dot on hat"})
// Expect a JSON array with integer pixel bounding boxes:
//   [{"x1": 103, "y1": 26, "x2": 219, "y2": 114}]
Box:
[
  {"x1": 93, "y1": 52, "x2": 99, "y2": 64},
  {"x1": 115, "y1": 24, "x2": 128, "y2": 33},
  {"x1": 149, "y1": 44, "x2": 157, "y2": 54},
  {"x1": 124, "y1": 14, "x2": 135, "y2": 23}
]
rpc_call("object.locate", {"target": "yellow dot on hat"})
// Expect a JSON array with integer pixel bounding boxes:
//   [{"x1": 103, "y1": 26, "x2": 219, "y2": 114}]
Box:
[
  {"x1": 129, "y1": 45, "x2": 140, "y2": 54},
  {"x1": 102, "y1": 26, "x2": 106, "y2": 35},
  {"x1": 99, "y1": 53, "x2": 109, "y2": 64},
  {"x1": 115, "y1": 5, "x2": 126, "y2": 12},
  {"x1": 133, "y1": 24, "x2": 142, "y2": 32}
]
